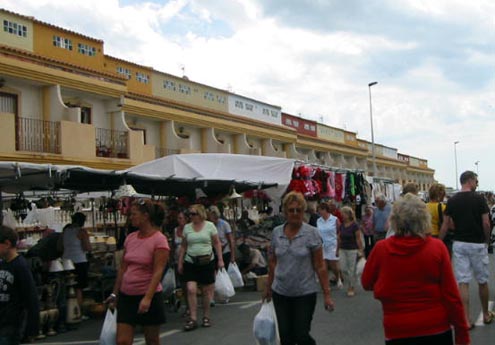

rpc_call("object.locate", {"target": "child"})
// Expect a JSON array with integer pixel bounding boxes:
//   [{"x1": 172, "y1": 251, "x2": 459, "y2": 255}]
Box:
[{"x1": 0, "y1": 225, "x2": 39, "y2": 344}]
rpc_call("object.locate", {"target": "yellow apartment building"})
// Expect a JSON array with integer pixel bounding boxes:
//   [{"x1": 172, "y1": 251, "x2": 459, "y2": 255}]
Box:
[{"x1": 0, "y1": 9, "x2": 435, "y2": 190}]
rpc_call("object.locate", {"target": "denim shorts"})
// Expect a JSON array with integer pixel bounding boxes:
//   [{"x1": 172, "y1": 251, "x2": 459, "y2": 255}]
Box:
[{"x1": 453, "y1": 241, "x2": 489, "y2": 284}]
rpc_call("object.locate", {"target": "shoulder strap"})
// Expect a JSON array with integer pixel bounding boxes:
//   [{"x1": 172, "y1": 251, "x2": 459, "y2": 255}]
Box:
[{"x1": 437, "y1": 203, "x2": 443, "y2": 228}]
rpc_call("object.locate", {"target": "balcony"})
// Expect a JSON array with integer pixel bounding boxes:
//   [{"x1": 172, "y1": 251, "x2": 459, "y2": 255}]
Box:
[
  {"x1": 155, "y1": 147, "x2": 180, "y2": 158},
  {"x1": 95, "y1": 128, "x2": 128, "y2": 158},
  {"x1": 16, "y1": 117, "x2": 61, "y2": 154}
]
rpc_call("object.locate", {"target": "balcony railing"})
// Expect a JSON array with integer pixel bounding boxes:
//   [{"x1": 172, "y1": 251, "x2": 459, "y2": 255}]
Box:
[
  {"x1": 95, "y1": 128, "x2": 128, "y2": 158},
  {"x1": 155, "y1": 147, "x2": 180, "y2": 158},
  {"x1": 16, "y1": 117, "x2": 61, "y2": 154}
]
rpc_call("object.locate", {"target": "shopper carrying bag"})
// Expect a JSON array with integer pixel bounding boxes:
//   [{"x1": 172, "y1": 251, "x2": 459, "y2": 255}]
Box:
[
  {"x1": 253, "y1": 301, "x2": 280, "y2": 345},
  {"x1": 99, "y1": 308, "x2": 117, "y2": 345}
]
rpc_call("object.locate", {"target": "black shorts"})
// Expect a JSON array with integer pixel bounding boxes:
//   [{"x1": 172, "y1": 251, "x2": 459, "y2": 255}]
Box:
[
  {"x1": 182, "y1": 260, "x2": 215, "y2": 285},
  {"x1": 74, "y1": 262, "x2": 89, "y2": 289},
  {"x1": 117, "y1": 292, "x2": 166, "y2": 326}
]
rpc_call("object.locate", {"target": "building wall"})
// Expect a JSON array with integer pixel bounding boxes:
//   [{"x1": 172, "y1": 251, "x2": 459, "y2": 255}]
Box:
[
  {"x1": 228, "y1": 94, "x2": 282, "y2": 126},
  {"x1": 151, "y1": 71, "x2": 229, "y2": 113},
  {"x1": 33, "y1": 23, "x2": 104, "y2": 71},
  {"x1": 0, "y1": 11, "x2": 33, "y2": 52},
  {"x1": 8, "y1": 80, "x2": 42, "y2": 119},
  {"x1": 105, "y1": 57, "x2": 152, "y2": 95},
  {"x1": 344, "y1": 131, "x2": 359, "y2": 147},
  {"x1": 281, "y1": 113, "x2": 317, "y2": 137},
  {"x1": 316, "y1": 124, "x2": 345, "y2": 144}
]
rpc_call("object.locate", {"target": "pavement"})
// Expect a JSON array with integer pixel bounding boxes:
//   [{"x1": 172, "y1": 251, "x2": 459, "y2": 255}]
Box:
[{"x1": 32, "y1": 256, "x2": 495, "y2": 345}]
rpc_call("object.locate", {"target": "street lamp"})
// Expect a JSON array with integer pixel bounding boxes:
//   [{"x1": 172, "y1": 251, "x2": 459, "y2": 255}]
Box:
[
  {"x1": 454, "y1": 141, "x2": 459, "y2": 190},
  {"x1": 368, "y1": 81, "x2": 378, "y2": 177},
  {"x1": 475, "y1": 160, "x2": 479, "y2": 175}
]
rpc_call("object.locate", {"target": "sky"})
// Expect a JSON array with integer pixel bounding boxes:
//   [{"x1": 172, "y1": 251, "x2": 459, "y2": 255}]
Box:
[{"x1": 2, "y1": 0, "x2": 494, "y2": 191}]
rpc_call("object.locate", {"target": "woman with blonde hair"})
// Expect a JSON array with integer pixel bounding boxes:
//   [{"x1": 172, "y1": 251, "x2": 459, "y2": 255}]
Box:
[
  {"x1": 337, "y1": 206, "x2": 363, "y2": 297},
  {"x1": 426, "y1": 183, "x2": 447, "y2": 237},
  {"x1": 362, "y1": 194, "x2": 470, "y2": 345},
  {"x1": 178, "y1": 204, "x2": 224, "y2": 331},
  {"x1": 264, "y1": 191, "x2": 334, "y2": 345}
]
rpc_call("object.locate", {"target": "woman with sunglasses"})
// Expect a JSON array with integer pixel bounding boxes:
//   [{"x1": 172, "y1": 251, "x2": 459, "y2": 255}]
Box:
[
  {"x1": 264, "y1": 191, "x2": 334, "y2": 345},
  {"x1": 178, "y1": 204, "x2": 224, "y2": 331},
  {"x1": 106, "y1": 199, "x2": 170, "y2": 345}
]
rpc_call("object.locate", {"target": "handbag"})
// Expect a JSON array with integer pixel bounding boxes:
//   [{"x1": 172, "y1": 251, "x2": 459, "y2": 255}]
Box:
[{"x1": 190, "y1": 253, "x2": 212, "y2": 266}]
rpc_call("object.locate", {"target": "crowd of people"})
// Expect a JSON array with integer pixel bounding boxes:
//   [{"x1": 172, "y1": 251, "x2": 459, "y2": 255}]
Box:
[{"x1": 1, "y1": 169, "x2": 494, "y2": 345}]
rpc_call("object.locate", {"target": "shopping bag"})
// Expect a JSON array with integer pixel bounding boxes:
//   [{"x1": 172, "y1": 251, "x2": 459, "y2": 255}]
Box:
[
  {"x1": 253, "y1": 301, "x2": 280, "y2": 345},
  {"x1": 161, "y1": 267, "x2": 176, "y2": 297},
  {"x1": 356, "y1": 256, "x2": 366, "y2": 277},
  {"x1": 227, "y1": 262, "x2": 244, "y2": 288},
  {"x1": 214, "y1": 268, "x2": 236, "y2": 299},
  {"x1": 99, "y1": 308, "x2": 117, "y2": 345}
]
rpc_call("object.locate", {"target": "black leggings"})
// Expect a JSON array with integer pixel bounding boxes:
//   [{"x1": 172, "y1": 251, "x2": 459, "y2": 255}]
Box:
[{"x1": 272, "y1": 291, "x2": 317, "y2": 345}]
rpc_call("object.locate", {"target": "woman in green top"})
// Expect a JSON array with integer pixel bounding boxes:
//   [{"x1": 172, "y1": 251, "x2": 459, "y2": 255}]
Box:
[{"x1": 178, "y1": 204, "x2": 224, "y2": 331}]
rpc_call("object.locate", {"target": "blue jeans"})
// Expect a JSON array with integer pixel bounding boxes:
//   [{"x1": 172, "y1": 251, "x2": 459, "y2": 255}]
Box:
[{"x1": 272, "y1": 291, "x2": 317, "y2": 345}]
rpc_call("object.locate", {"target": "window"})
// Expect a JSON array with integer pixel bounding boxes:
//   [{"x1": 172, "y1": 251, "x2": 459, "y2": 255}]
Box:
[
  {"x1": 310, "y1": 125, "x2": 316, "y2": 131},
  {"x1": 262, "y1": 108, "x2": 270, "y2": 116},
  {"x1": 216, "y1": 95, "x2": 226, "y2": 104},
  {"x1": 245, "y1": 103, "x2": 254, "y2": 111},
  {"x1": 3, "y1": 20, "x2": 27, "y2": 37},
  {"x1": 77, "y1": 43, "x2": 96, "y2": 56},
  {"x1": 178, "y1": 84, "x2": 191, "y2": 94},
  {"x1": 270, "y1": 110, "x2": 278, "y2": 118},
  {"x1": 53, "y1": 36, "x2": 72, "y2": 50},
  {"x1": 80, "y1": 106, "x2": 91, "y2": 124},
  {"x1": 0, "y1": 92, "x2": 17, "y2": 114},
  {"x1": 293, "y1": 120, "x2": 299, "y2": 127},
  {"x1": 116, "y1": 66, "x2": 132, "y2": 80},
  {"x1": 204, "y1": 91, "x2": 215, "y2": 101},
  {"x1": 235, "y1": 100, "x2": 244, "y2": 109},
  {"x1": 136, "y1": 72, "x2": 149, "y2": 84},
  {"x1": 304, "y1": 124, "x2": 310, "y2": 130},
  {"x1": 285, "y1": 119, "x2": 292, "y2": 125},
  {"x1": 163, "y1": 80, "x2": 176, "y2": 91}
]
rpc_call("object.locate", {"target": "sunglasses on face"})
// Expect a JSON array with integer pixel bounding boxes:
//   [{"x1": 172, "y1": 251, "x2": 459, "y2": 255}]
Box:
[
  {"x1": 188, "y1": 211, "x2": 199, "y2": 216},
  {"x1": 287, "y1": 208, "x2": 303, "y2": 214}
]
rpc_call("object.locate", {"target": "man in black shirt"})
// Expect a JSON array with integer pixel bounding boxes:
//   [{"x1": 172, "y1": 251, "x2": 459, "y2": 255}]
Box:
[
  {"x1": 440, "y1": 171, "x2": 493, "y2": 327},
  {"x1": 0, "y1": 226, "x2": 39, "y2": 344}
]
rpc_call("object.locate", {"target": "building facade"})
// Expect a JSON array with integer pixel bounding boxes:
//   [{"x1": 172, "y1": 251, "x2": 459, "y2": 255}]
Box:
[{"x1": 0, "y1": 9, "x2": 435, "y2": 190}]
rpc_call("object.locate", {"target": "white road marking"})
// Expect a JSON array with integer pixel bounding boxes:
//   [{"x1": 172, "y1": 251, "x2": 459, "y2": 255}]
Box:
[
  {"x1": 36, "y1": 341, "x2": 99, "y2": 345},
  {"x1": 133, "y1": 329, "x2": 181, "y2": 345},
  {"x1": 240, "y1": 301, "x2": 261, "y2": 309}
]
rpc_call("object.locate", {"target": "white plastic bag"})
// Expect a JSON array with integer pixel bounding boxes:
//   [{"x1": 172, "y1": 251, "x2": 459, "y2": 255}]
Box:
[
  {"x1": 99, "y1": 308, "x2": 117, "y2": 345},
  {"x1": 214, "y1": 268, "x2": 236, "y2": 299},
  {"x1": 227, "y1": 262, "x2": 244, "y2": 288},
  {"x1": 356, "y1": 257, "x2": 366, "y2": 277},
  {"x1": 161, "y1": 267, "x2": 176, "y2": 296},
  {"x1": 253, "y1": 301, "x2": 280, "y2": 345}
]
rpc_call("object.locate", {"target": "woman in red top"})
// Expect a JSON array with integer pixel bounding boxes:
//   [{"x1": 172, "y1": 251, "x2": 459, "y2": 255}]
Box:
[
  {"x1": 107, "y1": 199, "x2": 170, "y2": 345},
  {"x1": 362, "y1": 193, "x2": 470, "y2": 345}
]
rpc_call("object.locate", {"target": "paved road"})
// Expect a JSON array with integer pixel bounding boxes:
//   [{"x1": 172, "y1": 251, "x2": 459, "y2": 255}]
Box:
[{"x1": 35, "y1": 257, "x2": 495, "y2": 345}]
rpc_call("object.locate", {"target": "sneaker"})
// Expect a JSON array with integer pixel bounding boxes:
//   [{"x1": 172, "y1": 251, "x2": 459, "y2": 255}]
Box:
[
  {"x1": 337, "y1": 280, "x2": 343, "y2": 289},
  {"x1": 347, "y1": 289, "x2": 355, "y2": 297}
]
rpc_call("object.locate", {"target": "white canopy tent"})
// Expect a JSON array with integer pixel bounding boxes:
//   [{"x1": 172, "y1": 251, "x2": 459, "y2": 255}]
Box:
[{"x1": 126, "y1": 153, "x2": 295, "y2": 201}]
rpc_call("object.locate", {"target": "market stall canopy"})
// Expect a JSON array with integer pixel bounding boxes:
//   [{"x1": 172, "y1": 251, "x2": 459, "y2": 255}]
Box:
[
  {"x1": 125, "y1": 154, "x2": 295, "y2": 200},
  {"x1": 0, "y1": 160, "x2": 283, "y2": 198}
]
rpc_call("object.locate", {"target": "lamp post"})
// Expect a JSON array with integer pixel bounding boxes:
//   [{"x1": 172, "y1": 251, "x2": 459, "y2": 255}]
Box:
[
  {"x1": 368, "y1": 81, "x2": 378, "y2": 177},
  {"x1": 475, "y1": 160, "x2": 479, "y2": 175},
  {"x1": 454, "y1": 141, "x2": 459, "y2": 190}
]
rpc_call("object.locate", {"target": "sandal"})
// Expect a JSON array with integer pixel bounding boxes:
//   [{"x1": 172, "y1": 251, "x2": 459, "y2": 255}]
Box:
[
  {"x1": 183, "y1": 319, "x2": 198, "y2": 331},
  {"x1": 182, "y1": 309, "x2": 190, "y2": 318},
  {"x1": 202, "y1": 316, "x2": 212, "y2": 328},
  {"x1": 468, "y1": 323, "x2": 475, "y2": 331},
  {"x1": 483, "y1": 311, "x2": 495, "y2": 325}
]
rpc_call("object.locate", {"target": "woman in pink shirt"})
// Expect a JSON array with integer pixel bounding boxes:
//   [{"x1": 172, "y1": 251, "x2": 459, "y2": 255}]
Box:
[{"x1": 106, "y1": 199, "x2": 170, "y2": 345}]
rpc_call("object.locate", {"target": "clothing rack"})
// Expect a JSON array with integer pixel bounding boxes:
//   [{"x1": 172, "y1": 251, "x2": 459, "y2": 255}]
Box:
[{"x1": 294, "y1": 160, "x2": 365, "y2": 174}]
